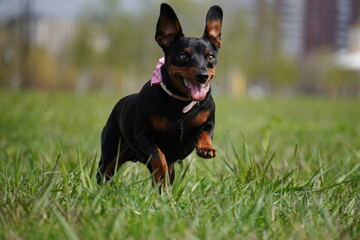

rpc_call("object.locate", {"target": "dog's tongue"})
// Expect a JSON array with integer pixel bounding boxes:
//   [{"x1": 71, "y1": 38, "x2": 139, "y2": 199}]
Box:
[{"x1": 188, "y1": 81, "x2": 208, "y2": 101}]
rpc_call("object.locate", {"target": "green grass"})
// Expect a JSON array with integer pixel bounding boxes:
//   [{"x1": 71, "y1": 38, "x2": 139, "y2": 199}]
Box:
[{"x1": 1, "y1": 91, "x2": 359, "y2": 239}]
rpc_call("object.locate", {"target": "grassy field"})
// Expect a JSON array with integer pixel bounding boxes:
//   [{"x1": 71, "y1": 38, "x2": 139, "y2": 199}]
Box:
[{"x1": 0, "y1": 91, "x2": 359, "y2": 240}]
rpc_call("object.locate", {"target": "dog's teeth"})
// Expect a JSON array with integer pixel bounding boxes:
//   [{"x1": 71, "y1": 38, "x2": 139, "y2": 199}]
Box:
[{"x1": 183, "y1": 80, "x2": 189, "y2": 88}]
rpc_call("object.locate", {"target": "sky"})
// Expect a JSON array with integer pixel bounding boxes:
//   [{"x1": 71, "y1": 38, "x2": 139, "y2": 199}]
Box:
[
  {"x1": 0, "y1": 0, "x2": 148, "y2": 20},
  {"x1": 0, "y1": 0, "x2": 96, "y2": 19},
  {"x1": 0, "y1": 0, "x2": 249, "y2": 21}
]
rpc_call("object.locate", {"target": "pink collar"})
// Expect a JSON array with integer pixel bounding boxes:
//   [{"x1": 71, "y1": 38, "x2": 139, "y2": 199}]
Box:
[
  {"x1": 151, "y1": 57, "x2": 165, "y2": 86},
  {"x1": 151, "y1": 57, "x2": 204, "y2": 113}
]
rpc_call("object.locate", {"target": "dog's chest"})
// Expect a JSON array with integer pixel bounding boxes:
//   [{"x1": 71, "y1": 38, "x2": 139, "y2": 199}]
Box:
[
  {"x1": 150, "y1": 110, "x2": 209, "y2": 161},
  {"x1": 150, "y1": 107, "x2": 211, "y2": 135}
]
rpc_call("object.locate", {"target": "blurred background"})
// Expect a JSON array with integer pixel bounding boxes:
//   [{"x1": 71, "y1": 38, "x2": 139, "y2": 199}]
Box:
[{"x1": 0, "y1": 0, "x2": 360, "y2": 97}]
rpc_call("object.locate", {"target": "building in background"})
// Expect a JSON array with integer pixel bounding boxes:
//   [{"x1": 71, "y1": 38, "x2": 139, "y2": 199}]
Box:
[
  {"x1": 277, "y1": 0, "x2": 360, "y2": 56},
  {"x1": 233, "y1": 0, "x2": 360, "y2": 57},
  {"x1": 277, "y1": 0, "x2": 305, "y2": 57}
]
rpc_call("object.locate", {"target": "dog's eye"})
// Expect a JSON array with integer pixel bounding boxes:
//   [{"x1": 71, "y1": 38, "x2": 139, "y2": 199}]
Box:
[
  {"x1": 207, "y1": 54, "x2": 215, "y2": 63},
  {"x1": 177, "y1": 53, "x2": 189, "y2": 63}
]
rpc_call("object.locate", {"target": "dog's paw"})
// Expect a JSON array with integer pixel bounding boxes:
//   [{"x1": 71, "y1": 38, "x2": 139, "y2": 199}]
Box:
[{"x1": 196, "y1": 147, "x2": 216, "y2": 158}]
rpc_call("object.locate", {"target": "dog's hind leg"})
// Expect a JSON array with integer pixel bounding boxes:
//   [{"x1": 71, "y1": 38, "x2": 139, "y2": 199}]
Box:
[
  {"x1": 97, "y1": 104, "x2": 135, "y2": 184},
  {"x1": 100, "y1": 146, "x2": 135, "y2": 183},
  {"x1": 145, "y1": 148, "x2": 176, "y2": 188}
]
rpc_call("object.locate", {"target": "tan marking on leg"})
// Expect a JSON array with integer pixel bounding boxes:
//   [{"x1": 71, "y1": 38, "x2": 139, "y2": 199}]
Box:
[
  {"x1": 150, "y1": 147, "x2": 168, "y2": 186},
  {"x1": 196, "y1": 131, "x2": 216, "y2": 158},
  {"x1": 102, "y1": 149, "x2": 133, "y2": 183}
]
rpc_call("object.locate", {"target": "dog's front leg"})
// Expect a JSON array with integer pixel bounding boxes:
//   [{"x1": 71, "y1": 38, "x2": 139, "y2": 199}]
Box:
[
  {"x1": 147, "y1": 147, "x2": 168, "y2": 186},
  {"x1": 135, "y1": 129, "x2": 168, "y2": 187},
  {"x1": 196, "y1": 131, "x2": 216, "y2": 158},
  {"x1": 196, "y1": 121, "x2": 216, "y2": 159}
]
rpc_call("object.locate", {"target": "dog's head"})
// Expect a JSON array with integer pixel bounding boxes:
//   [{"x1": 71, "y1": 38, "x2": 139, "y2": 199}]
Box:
[{"x1": 155, "y1": 3, "x2": 223, "y2": 101}]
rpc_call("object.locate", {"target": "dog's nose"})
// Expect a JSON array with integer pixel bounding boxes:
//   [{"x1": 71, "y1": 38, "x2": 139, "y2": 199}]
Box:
[{"x1": 196, "y1": 73, "x2": 209, "y2": 83}]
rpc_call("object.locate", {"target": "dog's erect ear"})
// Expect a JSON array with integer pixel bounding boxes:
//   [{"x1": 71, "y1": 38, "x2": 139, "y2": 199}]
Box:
[
  {"x1": 155, "y1": 3, "x2": 184, "y2": 50},
  {"x1": 203, "y1": 5, "x2": 223, "y2": 49}
]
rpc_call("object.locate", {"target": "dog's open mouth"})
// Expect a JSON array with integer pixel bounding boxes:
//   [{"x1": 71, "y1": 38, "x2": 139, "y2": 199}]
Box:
[{"x1": 177, "y1": 76, "x2": 210, "y2": 101}]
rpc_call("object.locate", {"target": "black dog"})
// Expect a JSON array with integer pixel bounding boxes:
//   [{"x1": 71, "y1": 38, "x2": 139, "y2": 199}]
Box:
[{"x1": 97, "y1": 3, "x2": 223, "y2": 186}]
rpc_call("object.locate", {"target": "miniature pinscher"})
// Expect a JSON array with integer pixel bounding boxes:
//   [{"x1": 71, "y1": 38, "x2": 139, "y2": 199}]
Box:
[{"x1": 97, "y1": 3, "x2": 223, "y2": 186}]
